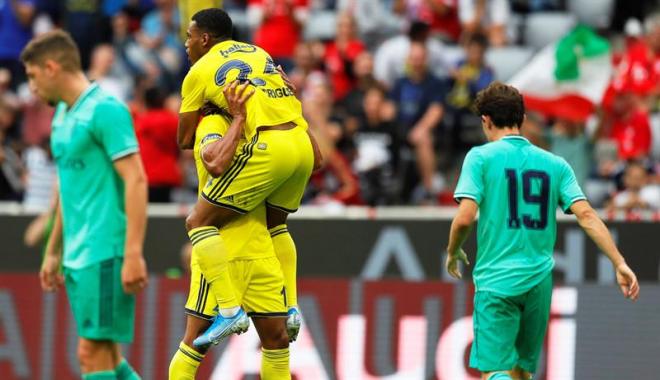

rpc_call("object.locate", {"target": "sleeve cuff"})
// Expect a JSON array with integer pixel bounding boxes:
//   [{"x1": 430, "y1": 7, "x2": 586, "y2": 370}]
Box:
[
  {"x1": 111, "y1": 146, "x2": 139, "y2": 161},
  {"x1": 562, "y1": 196, "x2": 587, "y2": 214},
  {"x1": 454, "y1": 193, "x2": 479, "y2": 205}
]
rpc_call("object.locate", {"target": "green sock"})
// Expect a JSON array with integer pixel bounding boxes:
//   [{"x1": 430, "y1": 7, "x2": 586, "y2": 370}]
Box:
[
  {"x1": 115, "y1": 359, "x2": 141, "y2": 380},
  {"x1": 82, "y1": 370, "x2": 117, "y2": 380}
]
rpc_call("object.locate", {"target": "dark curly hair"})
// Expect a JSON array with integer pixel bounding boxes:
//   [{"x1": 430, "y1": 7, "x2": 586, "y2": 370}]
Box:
[
  {"x1": 473, "y1": 82, "x2": 525, "y2": 128},
  {"x1": 191, "y1": 8, "x2": 233, "y2": 41}
]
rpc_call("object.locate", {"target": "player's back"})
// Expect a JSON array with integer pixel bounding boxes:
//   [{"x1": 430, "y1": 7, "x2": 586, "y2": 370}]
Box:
[
  {"x1": 456, "y1": 135, "x2": 585, "y2": 295},
  {"x1": 190, "y1": 40, "x2": 306, "y2": 139}
]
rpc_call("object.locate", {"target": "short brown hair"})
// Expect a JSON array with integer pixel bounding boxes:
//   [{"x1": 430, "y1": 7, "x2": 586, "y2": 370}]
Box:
[
  {"x1": 474, "y1": 82, "x2": 525, "y2": 128},
  {"x1": 20, "y1": 30, "x2": 81, "y2": 72}
]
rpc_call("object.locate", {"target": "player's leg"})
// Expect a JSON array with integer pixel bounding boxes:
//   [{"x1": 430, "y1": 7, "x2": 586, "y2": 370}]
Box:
[
  {"x1": 66, "y1": 258, "x2": 139, "y2": 379},
  {"x1": 171, "y1": 249, "x2": 237, "y2": 378},
  {"x1": 470, "y1": 291, "x2": 522, "y2": 378},
  {"x1": 514, "y1": 273, "x2": 552, "y2": 380},
  {"x1": 482, "y1": 372, "x2": 514, "y2": 380},
  {"x1": 265, "y1": 126, "x2": 315, "y2": 342},
  {"x1": 253, "y1": 317, "x2": 291, "y2": 380},
  {"x1": 241, "y1": 256, "x2": 291, "y2": 380},
  {"x1": 169, "y1": 315, "x2": 212, "y2": 380},
  {"x1": 266, "y1": 207, "x2": 302, "y2": 342}
]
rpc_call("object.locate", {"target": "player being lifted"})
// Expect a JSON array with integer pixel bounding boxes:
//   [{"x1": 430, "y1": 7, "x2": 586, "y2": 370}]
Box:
[
  {"x1": 178, "y1": 8, "x2": 321, "y2": 347},
  {"x1": 445, "y1": 82, "x2": 639, "y2": 380},
  {"x1": 169, "y1": 83, "x2": 292, "y2": 380}
]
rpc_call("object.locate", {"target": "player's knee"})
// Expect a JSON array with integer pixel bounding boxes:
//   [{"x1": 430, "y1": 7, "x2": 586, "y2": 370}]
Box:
[
  {"x1": 261, "y1": 326, "x2": 289, "y2": 349},
  {"x1": 77, "y1": 340, "x2": 107, "y2": 370},
  {"x1": 185, "y1": 212, "x2": 199, "y2": 232}
]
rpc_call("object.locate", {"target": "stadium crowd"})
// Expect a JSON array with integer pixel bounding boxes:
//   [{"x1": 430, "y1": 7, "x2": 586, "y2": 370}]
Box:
[{"x1": 0, "y1": 0, "x2": 658, "y2": 215}]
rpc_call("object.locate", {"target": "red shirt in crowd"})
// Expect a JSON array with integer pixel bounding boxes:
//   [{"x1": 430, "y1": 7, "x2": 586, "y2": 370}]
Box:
[
  {"x1": 250, "y1": 0, "x2": 308, "y2": 59},
  {"x1": 323, "y1": 39, "x2": 365, "y2": 101},
  {"x1": 134, "y1": 109, "x2": 182, "y2": 187},
  {"x1": 609, "y1": 108, "x2": 652, "y2": 160},
  {"x1": 418, "y1": 0, "x2": 461, "y2": 42}
]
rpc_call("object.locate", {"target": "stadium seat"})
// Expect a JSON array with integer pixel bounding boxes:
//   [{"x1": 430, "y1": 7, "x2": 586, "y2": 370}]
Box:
[
  {"x1": 568, "y1": 0, "x2": 615, "y2": 29},
  {"x1": 524, "y1": 12, "x2": 577, "y2": 50},
  {"x1": 485, "y1": 46, "x2": 535, "y2": 81},
  {"x1": 303, "y1": 11, "x2": 337, "y2": 41}
]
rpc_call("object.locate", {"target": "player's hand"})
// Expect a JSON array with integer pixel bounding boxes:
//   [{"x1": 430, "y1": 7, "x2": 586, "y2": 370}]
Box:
[
  {"x1": 40, "y1": 253, "x2": 63, "y2": 292},
  {"x1": 615, "y1": 262, "x2": 639, "y2": 301},
  {"x1": 223, "y1": 80, "x2": 255, "y2": 120},
  {"x1": 446, "y1": 249, "x2": 470, "y2": 279},
  {"x1": 277, "y1": 65, "x2": 297, "y2": 93},
  {"x1": 121, "y1": 254, "x2": 148, "y2": 294}
]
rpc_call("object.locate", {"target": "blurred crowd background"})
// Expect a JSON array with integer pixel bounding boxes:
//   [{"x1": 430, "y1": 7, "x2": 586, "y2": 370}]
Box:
[{"x1": 0, "y1": 0, "x2": 659, "y2": 217}]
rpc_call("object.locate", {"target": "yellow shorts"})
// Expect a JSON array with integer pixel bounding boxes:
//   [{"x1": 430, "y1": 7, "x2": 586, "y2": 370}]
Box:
[
  {"x1": 185, "y1": 255, "x2": 287, "y2": 320},
  {"x1": 201, "y1": 125, "x2": 314, "y2": 214}
]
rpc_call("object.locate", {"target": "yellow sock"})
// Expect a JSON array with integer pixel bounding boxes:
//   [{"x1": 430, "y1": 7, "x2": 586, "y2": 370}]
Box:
[
  {"x1": 269, "y1": 225, "x2": 298, "y2": 307},
  {"x1": 261, "y1": 348, "x2": 290, "y2": 380},
  {"x1": 189, "y1": 227, "x2": 238, "y2": 309},
  {"x1": 168, "y1": 342, "x2": 205, "y2": 380}
]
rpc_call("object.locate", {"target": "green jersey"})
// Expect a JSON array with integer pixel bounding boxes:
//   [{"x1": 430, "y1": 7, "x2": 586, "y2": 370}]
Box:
[
  {"x1": 455, "y1": 135, "x2": 585, "y2": 296},
  {"x1": 51, "y1": 83, "x2": 139, "y2": 269}
]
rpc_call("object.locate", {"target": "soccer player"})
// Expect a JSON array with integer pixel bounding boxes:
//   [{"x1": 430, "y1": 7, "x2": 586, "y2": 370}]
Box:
[
  {"x1": 169, "y1": 82, "x2": 291, "y2": 380},
  {"x1": 22, "y1": 30, "x2": 148, "y2": 380},
  {"x1": 445, "y1": 82, "x2": 640, "y2": 380},
  {"x1": 178, "y1": 8, "x2": 320, "y2": 346}
]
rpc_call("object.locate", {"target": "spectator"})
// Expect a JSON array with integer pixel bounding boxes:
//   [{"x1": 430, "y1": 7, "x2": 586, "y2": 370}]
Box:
[
  {"x1": 289, "y1": 42, "x2": 327, "y2": 100},
  {"x1": 303, "y1": 80, "x2": 362, "y2": 205},
  {"x1": 323, "y1": 12, "x2": 366, "y2": 101},
  {"x1": 603, "y1": 91, "x2": 652, "y2": 160},
  {"x1": 18, "y1": 84, "x2": 53, "y2": 147},
  {"x1": 22, "y1": 137, "x2": 56, "y2": 212},
  {"x1": 393, "y1": 0, "x2": 461, "y2": 42},
  {"x1": 459, "y1": 0, "x2": 509, "y2": 46},
  {"x1": 644, "y1": 13, "x2": 660, "y2": 108},
  {"x1": 609, "y1": 161, "x2": 660, "y2": 212},
  {"x1": 63, "y1": 0, "x2": 111, "y2": 69},
  {"x1": 339, "y1": 51, "x2": 378, "y2": 118},
  {"x1": 446, "y1": 32, "x2": 494, "y2": 149},
  {"x1": 0, "y1": 119, "x2": 23, "y2": 201},
  {"x1": 134, "y1": 87, "x2": 182, "y2": 202},
  {"x1": 337, "y1": 0, "x2": 404, "y2": 48},
  {"x1": 374, "y1": 20, "x2": 450, "y2": 89},
  {"x1": 88, "y1": 44, "x2": 133, "y2": 102},
  {"x1": 352, "y1": 85, "x2": 400, "y2": 205},
  {"x1": 0, "y1": 0, "x2": 35, "y2": 89},
  {"x1": 136, "y1": 0, "x2": 184, "y2": 91},
  {"x1": 389, "y1": 42, "x2": 446, "y2": 203},
  {"x1": 247, "y1": 0, "x2": 310, "y2": 71}
]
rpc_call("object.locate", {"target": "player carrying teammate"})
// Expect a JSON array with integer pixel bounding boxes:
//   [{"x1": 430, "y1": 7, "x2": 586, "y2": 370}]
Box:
[
  {"x1": 177, "y1": 8, "x2": 320, "y2": 347},
  {"x1": 22, "y1": 30, "x2": 148, "y2": 380},
  {"x1": 445, "y1": 82, "x2": 639, "y2": 380},
  {"x1": 169, "y1": 83, "x2": 292, "y2": 379}
]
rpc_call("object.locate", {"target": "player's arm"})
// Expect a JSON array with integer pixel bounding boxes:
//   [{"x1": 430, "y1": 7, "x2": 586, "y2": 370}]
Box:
[
  {"x1": 202, "y1": 81, "x2": 255, "y2": 177},
  {"x1": 114, "y1": 153, "x2": 149, "y2": 294},
  {"x1": 40, "y1": 191, "x2": 63, "y2": 292},
  {"x1": 178, "y1": 69, "x2": 206, "y2": 149},
  {"x1": 570, "y1": 200, "x2": 639, "y2": 300},
  {"x1": 445, "y1": 198, "x2": 475, "y2": 279}
]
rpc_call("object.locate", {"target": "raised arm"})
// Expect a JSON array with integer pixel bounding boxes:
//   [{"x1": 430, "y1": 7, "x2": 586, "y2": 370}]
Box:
[
  {"x1": 570, "y1": 200, "x2": 639, "y2": 300},
  {"x1": 202, "y1": 81, "x2": 254, "y2": 177}
]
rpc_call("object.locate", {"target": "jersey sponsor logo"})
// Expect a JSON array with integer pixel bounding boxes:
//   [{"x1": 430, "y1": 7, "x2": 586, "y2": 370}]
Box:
[
  {"x1": 261, "y1": 87, "x2": 294, "y2": 99},
  {"x1": 218, "y1": 43, "x2": 257, "y2": 58}
]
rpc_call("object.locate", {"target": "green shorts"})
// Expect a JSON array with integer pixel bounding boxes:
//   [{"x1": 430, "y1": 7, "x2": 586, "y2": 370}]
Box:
[
  {"x1": 64, "y1": 257, "x2": 135, "y2": 343},
  {"x1": 470, "y1": 272, "x2": 552, "y2": 374}
]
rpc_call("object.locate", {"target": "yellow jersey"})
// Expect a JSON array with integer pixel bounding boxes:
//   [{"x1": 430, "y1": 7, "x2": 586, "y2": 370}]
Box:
[
  {"x1": 180, "y1": 40, "x2": 308, "y2": 139},
  {"x1": 193, "y1": 115, "x2": 274, "y2": 261}
]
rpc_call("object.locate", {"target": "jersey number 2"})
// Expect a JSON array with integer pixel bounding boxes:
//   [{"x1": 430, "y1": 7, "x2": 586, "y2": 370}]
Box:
[
  {"x1": 505, "y1": 169, "x2": 549, "y2": 230},
  {"x1": 215, "y1": 57, "x2": 278, "y2": 87}
]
